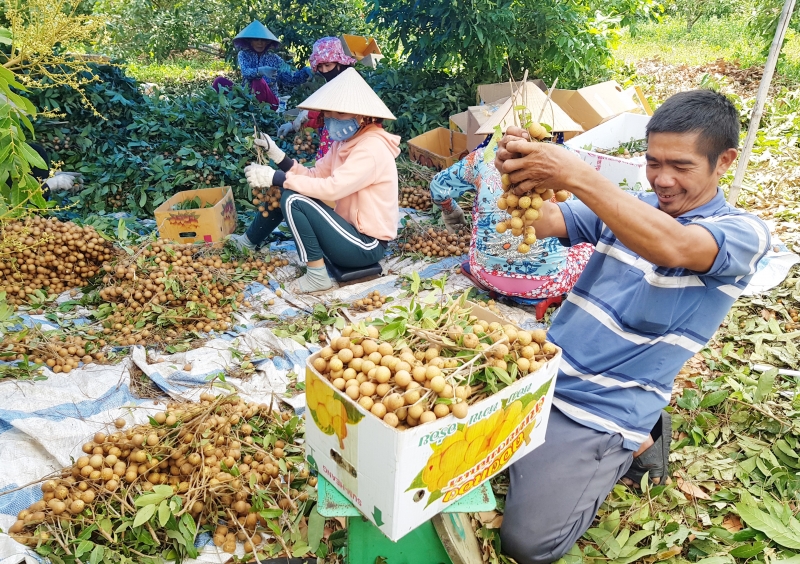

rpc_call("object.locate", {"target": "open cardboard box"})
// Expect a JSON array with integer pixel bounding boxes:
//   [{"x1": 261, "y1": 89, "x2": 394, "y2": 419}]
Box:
[
  {"x1": 449, "y1": 111, "x2": 469, "y2": 134},
  {"x1": 340, "y1": 35, "x2": 383, "y2": 68},
  {"x1": 304, "y1": 302, "x2": 560, "y2": 541},
  {"x1": 154, "y1": 186, "x2": 237, "y2": 244},
  {"x1": 550, "y1": 80, "x2": 641, "y2": 131},
  {"x1": 564, "y1": 112, "x2": 651, "y2": 191},
  {"x1": 407, "y1": 128, "x2": 468, "y2": 171}
]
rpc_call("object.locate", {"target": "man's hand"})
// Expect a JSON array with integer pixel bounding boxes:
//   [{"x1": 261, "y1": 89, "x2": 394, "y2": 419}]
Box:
[
  {"x1": 494, "y1": 126, "x2": 530, "y2": 172},
  {"x1": 253, "y1": 133, "x2": 286, "y2": 164},
  {"x1": 496, "y1": 130, "x2": 590, "y2": 197},
  {"x1": 244, "y1": 163, "x2": 276, "y2": 189}
]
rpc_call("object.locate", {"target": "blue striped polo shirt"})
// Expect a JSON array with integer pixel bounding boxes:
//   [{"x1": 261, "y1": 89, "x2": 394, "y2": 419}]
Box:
[{"x1": 549, "y1": 188, "x2": 770, "y2": 450}]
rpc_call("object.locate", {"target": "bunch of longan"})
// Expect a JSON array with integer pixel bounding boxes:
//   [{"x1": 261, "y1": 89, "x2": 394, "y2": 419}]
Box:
[
  {"x1": 251, "y1": 186, "x2": 282, "y2": 218},
  {"x1": 495, "y1": 122, "x2": 571, "y2": 253}
]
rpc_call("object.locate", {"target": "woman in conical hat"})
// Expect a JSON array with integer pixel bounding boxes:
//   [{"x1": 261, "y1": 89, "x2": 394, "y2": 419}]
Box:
[
  {"x1": 230, "y1": 68, "x2": 401, "y2": 294},
  {"x1": 212, "y1": 21, "x2": 311, "y2": 108}
]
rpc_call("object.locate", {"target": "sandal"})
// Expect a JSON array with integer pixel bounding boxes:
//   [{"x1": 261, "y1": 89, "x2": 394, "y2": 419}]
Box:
[{"x1": 621, "y1": 410, "x2": 672, "y2": 487}]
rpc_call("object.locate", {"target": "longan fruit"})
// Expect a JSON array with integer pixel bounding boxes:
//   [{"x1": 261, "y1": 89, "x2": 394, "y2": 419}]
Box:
[
  {"x1": 429, "y1": 375, "x2": 446, "y2": 393},
  {"x1": 419, "y1": 411, "x2": 437, "y2": 424},
  {"x1": 375, "y1": 365, "x2": 391, "y2": 383},
  {"x1": 384, "y1": 413, "x2": 399, "y2": 428},
  {"x1": 433, "y1": 404, "x2": 451, "y2": 418},
  {"x1": 358, "y1": 396, "x2": 374, "y2": 411},
  {"x1": 371, "y1": 403, "x2": 387, "y2": 419},
  {"x1": 394, "y1": 370, "x2": 412, "y2": 388},
  {"x1": 452, "y1": 402, "x2": 469, "y2": 419}
]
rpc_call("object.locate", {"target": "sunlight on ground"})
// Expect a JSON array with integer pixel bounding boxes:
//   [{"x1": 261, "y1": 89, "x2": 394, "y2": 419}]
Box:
[{"x1": 616, "y1": 16, "x2": 800, "y2": 82}]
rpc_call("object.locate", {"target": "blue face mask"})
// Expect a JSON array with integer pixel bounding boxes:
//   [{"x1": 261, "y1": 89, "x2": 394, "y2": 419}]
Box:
[{"x1": 324, "y1": 117, "x2": 360, "y2": 142}]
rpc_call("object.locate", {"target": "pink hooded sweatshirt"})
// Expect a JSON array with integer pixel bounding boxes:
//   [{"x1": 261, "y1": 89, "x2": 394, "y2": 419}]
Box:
[{"x1": 283, "y1": 124, "x2": 401, "y2": 242}]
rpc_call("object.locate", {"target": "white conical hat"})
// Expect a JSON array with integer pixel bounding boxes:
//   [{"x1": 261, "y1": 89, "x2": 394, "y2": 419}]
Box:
[
  {"x1": 476, "y1": 82, "x2": 582, "y2": 135},
  {"x1": 298, "y1": 68, "x2": 396, "y2": 120}
]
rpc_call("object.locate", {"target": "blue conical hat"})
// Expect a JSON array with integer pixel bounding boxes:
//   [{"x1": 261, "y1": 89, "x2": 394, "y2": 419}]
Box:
[{"x1": 233, "y1": 21, "x2": 280, "y2": 50}]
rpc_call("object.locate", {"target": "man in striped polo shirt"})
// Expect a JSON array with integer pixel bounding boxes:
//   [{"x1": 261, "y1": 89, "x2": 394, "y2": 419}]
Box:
[{"x1": 494, "y1": 90, "x2": 771, "y2": 564}]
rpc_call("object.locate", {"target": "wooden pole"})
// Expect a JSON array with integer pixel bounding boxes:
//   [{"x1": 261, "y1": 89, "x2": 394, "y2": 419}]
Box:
[{"x1": 727, "y1": 0, "x2": 797, "y2": 206}]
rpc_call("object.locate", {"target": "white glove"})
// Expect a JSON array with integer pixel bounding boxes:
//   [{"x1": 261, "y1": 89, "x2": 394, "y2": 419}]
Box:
[
  {"x1": 253, "y1": 132, "x2": 286, "y2": 164},
  {"x1": 277, "y1": 122, "x2": 295, "y2": 138},
  {"x1": 44, "y1": 172, "x2": 83, "y2": 193},
  {"x1": 292, "y1": 110, "x2": 309, "y2": 131},
  {"x1": 244, "y1": 163, "x2": 276, "y2": 189}
]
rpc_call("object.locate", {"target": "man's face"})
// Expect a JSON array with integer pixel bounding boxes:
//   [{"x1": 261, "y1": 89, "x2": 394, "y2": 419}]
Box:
[{"x1": 645, "y1": 131, "x2": 736, "y2": 217}]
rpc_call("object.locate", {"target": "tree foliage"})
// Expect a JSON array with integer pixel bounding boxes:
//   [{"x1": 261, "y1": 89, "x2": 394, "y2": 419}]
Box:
[
  {"x1": 94, "y1": 0, "x2": 375, "y2": 62},
  {"x1": 365, "y1": 0, "x2": 645, "y2": 87},
  {"x1": 1, "y1": 0, "x2": 104, "y2": 217}
]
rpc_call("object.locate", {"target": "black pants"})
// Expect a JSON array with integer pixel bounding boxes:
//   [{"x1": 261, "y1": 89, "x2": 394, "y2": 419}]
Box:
[{"x1": 245, "y1": 189, "x2": 387, "y2": 267}]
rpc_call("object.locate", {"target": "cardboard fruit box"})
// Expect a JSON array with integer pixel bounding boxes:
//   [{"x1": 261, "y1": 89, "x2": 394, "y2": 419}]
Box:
[
  {"x1": 340, "y1": 34, "x2": 383, "y2": 68},
  {"x1": 154, "y1": 186, "x2": 237, "y2": 244},
  {"x1": 564, "y1": 113, "x2": 651, "y2": 191},
  {"x1": 550, "y1": 80, "x2": 641, "y2": 131},
  {"x1": 304, "y1": 303, "x2": 560, "y2": 541},
  {"x1": 407, "y1": 128, "x2": 469, "y2": 171}
]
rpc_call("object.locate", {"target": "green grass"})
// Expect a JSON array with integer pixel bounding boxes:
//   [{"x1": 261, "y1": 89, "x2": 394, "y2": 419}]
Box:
[
  {"x1": 126, "y1": 54, "x2": 230, "y2": 84},
  {"x1": 616, "y1": 15, "x2": 800, "y2": 83}
]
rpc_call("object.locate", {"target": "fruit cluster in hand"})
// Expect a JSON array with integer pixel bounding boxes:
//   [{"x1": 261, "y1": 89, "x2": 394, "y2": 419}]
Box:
[
  {"x1": 310, "y1": 317, "x2": 556, "y2": 431},
  {"x1": 9, "y1": 394, "x2": 314, "y2": 558},
  {"x1": 0, "y1": 217, "x2": 116, "y2": 306},
  {"x1": 251, "y1": 186, "x2": 282, "y2": 218},
  {"x1": 399, "y1": 227, "x2": 470, "y2": 258},
  {"x1": 495, "y1": 123, "x2": 571, "y2": 254}
]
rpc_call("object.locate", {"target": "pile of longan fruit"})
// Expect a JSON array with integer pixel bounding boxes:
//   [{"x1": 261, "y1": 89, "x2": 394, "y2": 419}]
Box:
[
  {"x1": 350, "y1": 290, "x2": 388, "y2": 312},
  {"x1": 399, "y1": 227, "x2": 470, "y2": 258},
  {"x1": 9, "y1": 394, "x2": 315, "y2": 558},
  {"x1": 0, "y1": 330, "x2": 106, "y2": 374},
  {"x1": 399, "y1": 181, "x2": 433, "y2": 211},
  {"x1": 95, "y1": 240, "x2": 288, "y2": 346},
  {"x1": 310, "y1": 319, "x2": 557, "y2": 430},
  {"x1": 251, "y1": 186, "x2": 282, "y2": 218},
  {"x1": 0, "y1": 217, "x2": 116, "y2": 306}
]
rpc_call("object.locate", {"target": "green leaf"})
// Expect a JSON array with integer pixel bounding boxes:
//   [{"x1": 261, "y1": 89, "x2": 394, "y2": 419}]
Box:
[
  {"x1": 307, "y1": 505, "x2": 325, "y2": 553},
  {"x1": 89, "y1": 545, "x2": 105, "y2": 564},
  {"x1": 133, "y1": 503, "x2": 156, "y2": 528},
  {"x1": 736, "y1": 502, "x2": 800, "y2": 549},
  {"x1": 700, "y1": 390, "x2": 729, "y2": 408},
  {"x1": 754, "y1": 368, "x2": 777, "y2": 402},
  {"x1": 585, "y1": 528, "x2": 622, "y2": 559},
  {"x1": 694, "y1": 557, "x2": 733, "y2": 564},
  {"x1": 158, "y1": 499, "x2": 171, "y2": 527},
  {"x1": 729, "y1": 541, "x2": 768, "y2": 558}
]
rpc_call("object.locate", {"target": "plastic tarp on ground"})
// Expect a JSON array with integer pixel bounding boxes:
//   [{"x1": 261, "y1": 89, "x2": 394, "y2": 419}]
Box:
[{"x1": 0, "y1": 225, "x2": 797, "y2": 563}]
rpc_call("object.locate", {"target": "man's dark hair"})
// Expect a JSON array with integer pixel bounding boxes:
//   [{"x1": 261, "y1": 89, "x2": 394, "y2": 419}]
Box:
[{"x1": 646, "y1": 89, "x2": 739, "y2": 168}]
